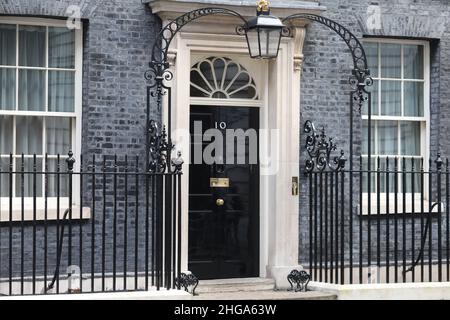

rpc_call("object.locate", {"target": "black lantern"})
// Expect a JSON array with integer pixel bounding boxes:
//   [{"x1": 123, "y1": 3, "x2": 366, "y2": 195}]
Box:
[{"x1": 244, "y1": 0, "x2": 285, "y2": 59}]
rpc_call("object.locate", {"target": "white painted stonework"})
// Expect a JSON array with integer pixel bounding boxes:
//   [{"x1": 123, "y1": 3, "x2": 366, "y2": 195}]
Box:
[
  {"x1": 0, "y1": 289, "x2": 191, "y2": 300},
  {"x1": 148, "y1": 0, "x2": 323, "y2": 288},
  {"x1": 310, "y1": 281, "x2": 450, "y2": 300}
]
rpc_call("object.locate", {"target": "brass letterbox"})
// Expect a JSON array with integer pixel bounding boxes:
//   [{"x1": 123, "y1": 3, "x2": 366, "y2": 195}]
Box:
[{"x1": 210, "y1": 178, "x2": 230, "y2": 188}]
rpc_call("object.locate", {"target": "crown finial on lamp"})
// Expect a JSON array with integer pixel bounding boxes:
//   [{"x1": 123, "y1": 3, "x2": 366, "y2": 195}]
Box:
[
  {"x1": 256, "y1": 0, "x2": 270, "y2": 15},
  {"x1": 244, "y1": 0, "x2": 284, "y2": 59}
]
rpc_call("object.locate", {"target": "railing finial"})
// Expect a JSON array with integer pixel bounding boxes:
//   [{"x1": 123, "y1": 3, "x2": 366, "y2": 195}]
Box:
[
  {"x1": 66, "y1": 150, "x2": 76, "y2": 172},
  {"x1": 436, "y1": 152, "x2": 443, "y2": 171},
  {"x1": 338, "y1": 150, "x2": 347, "y2": 170}
]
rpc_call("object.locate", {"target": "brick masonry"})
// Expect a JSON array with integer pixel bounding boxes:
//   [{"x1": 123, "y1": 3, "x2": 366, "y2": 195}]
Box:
[
  {"x1": 0, "y1": 0, "x2": 162, "y2": 286},
  {"x1": 1, "y1": 0, "x2": 450, "y2": 284},
  {"x1": 299, "y1": 0, "x2": 450, "y2": 274}
]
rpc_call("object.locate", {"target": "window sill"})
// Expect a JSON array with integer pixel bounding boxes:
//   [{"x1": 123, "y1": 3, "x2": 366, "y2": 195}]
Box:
[
  {"x1": 0, "y1": 201, "x2": 91, "y2": 222},
  {"x1": 358, "y1": 196, "x2": 444, "y2": 216}
]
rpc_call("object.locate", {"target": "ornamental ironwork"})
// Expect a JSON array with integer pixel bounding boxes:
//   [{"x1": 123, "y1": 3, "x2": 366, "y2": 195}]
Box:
[
  {"x1": 145, "y1": 8, "x2": 250, "y2": 173},
  {"x1": 175, "y1": 272, "x2": 199, "y2": 296},
  {"x1": 304, "y1": 120, "x2": 346, "y2": 173},
  {"x1": 287, "y1": 269, "x2": 311, "y2": 292},
  {"x1": 282, "y1": 13, "x2": 373, "y2": 111},
  {"x1": 148, "y1": 120, "x2": 183, "y2": 174}
]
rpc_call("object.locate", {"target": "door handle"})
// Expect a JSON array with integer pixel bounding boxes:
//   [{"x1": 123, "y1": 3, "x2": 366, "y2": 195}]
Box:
[{"x1": 216, "y1": 198, "x2": 225, "y2": 206}]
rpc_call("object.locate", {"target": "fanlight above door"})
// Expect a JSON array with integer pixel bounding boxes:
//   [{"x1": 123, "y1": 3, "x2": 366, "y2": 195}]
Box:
[{"x1": 190, "y1": 57, "x2": 258, "y2": 100}]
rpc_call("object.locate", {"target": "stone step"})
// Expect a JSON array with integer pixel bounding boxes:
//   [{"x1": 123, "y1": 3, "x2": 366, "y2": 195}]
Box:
[
  {"x1": 193, "y1": 290, "x2": 338, "y2": 300},
  {"x1": 196, "y1": 278, "x2": 275, "y2": 294}
]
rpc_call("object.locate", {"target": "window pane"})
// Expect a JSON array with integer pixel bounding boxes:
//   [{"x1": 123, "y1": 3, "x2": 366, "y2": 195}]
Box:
[
  {"x1": 362, "y1": 80, "x2": 379, "y2": 115},
  {"x1": 18, "y1": 69, "x2": 45, "y2": 111},
  {"x1": 15, "y1": 158, "x2": 42, "y2": 197},
  {"x1": 365, "y1": 42, "x2": 379, "y2": 78},
  {"x1": 46, "y1": 158, "x2": 69, "y2": 197},
  {"x1": 378, "y1": 121, "x2": 398, "y2": 155},
  {"x1": 49, "y1": 27, "x2": 75, "y2": 69},
  {"x1": 401, "y1": 122, "x2": 421, "y2": 156},
  {"x1": 46, "y1": 117, "x2": 71, "y2": 155},
  {"x1": 380, "y1": 80, "x2": 401, "y2": 116},
  {"x1": 362, "y1": 157, "x2": 376, "y2": 193},
  {"x1": 379, "y1": 157, "x2": 395, "y2": 194},
  {"x1": 0, "y1": 157, "x2": 11, "y2": 196},
  {"x1": 0, "y1": 68, "x2": 15, "y2": 110},
  {"x1": 404, "y1": 82, "x2": 424, "y2": 117},
  {"x1": 402, "y1": 158, "x2": 421, "y2": 193},
  {"x1": 0, "y1": 24, "x2": 16, "y2": 66},
  {"x1": 48, "y1": 71, "x2": 75, "y2": 112},
  {"x1": 362, "y1": 120, "x2": 375, "y2": 155},
  {"x1": 0, "y1": 115, "x2": 13, "y2": 154},
  {"x1": 16, "y1": 116, "x2": 43, "y2": 155},
  {"x1": 381, "y1": 43, "x2": 401, "y2": 78},
  {"x1": 404, "y1": 45, "x2": 423, "y2": 79},
  {"x1": 19, "y1": 25, "x2": 45, "y2": 67}
]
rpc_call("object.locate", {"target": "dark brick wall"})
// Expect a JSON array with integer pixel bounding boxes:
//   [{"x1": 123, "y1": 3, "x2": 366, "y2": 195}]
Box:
[
  {"x1": 0, "y1": 0, "x2": 161, "y2": 286},
  {"x1": 0, "y1": 0, "x2": 160, "y2": 158},
  {"x1": 299, "y1": 0, "x2": 450, "y2": 272},
  {"x1": 1, "y1": 0, "x2": 450, "y2": 285}
]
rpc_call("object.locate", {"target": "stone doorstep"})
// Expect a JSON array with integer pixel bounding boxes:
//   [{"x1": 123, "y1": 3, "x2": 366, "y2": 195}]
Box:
[
  {"x1": 196, "y1": 277, "x2": 276, "y2": 294},
  {"x1": 193, "y1": 277, "x2": 337, "y2": 300},
  {"x1": 193, "y1": 290, "x2": 337, "y2": 300}
]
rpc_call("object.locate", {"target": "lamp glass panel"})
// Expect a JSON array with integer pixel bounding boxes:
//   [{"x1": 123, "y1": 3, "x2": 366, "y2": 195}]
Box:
[
  {"x1": 246, "y1": 29, "x2": 260, "y2": 58},
  {"x1": 258, "y1": 28, "x2": 281, "y2": 58}
]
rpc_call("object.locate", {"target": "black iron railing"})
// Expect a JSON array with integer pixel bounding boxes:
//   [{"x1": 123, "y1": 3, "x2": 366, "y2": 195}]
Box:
[
  {"x1": 304, "y1": 123, "x2": 450, "y2": 285},
  {"x1": 0, "y1": 151, "x2": 182, "y2": 296}
]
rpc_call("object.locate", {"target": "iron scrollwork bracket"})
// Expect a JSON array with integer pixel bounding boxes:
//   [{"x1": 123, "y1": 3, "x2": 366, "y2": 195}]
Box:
[
  {"x1": 304, "y1": 120, "x2": 346, "y2": 173},
  {"x1": 287, "y1": 270, "x2": 311, "y2": 292},
  {"x1": 349, "y1": 68, "x2": 373, "y2": 112},
  {"x1": 175, "y1": 272, "x2": 199, "y2": 296},
  {"x1": 148, "y1": 120, "x2": 183, "y2": 174}
]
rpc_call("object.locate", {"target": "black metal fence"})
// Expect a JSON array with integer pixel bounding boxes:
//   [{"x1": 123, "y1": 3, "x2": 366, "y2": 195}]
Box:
[
  {"x1": 306, "y1": 151, "x2": 450, "y2": 285},
  {"x1": 0, "y1": 152, "x2": 182, "y2": 296}
]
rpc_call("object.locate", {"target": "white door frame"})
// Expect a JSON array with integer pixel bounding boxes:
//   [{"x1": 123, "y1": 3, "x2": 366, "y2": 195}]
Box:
[{"x1": 166, "y1": 28, "x2": 306, "y2": 287}]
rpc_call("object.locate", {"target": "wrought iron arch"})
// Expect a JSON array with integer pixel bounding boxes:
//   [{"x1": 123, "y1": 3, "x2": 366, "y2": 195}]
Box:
[
  {"x1": 145, "y1": 8, "x2": 248, "y2": 174},
  {"x1": 151, "y1": 8, "x2": 247, "y2": 66},
  {"x1": 282, "y1": 13, "x2": 374, "y2": 177},
  {"x1": 283, "y1": 13, "x2": 373, "y2": 109},
  {"x1": 293, "y1": 14, "x2": 374, "y2": 286},
  {"x1": 146, "y1": 9, "x2": 374, "y2": 175}
]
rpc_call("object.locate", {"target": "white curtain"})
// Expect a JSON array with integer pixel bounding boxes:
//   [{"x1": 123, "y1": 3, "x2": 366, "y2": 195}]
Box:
[
  {"x1": 378, "y1": 121, "x2": 398, "y2": 155},
  {"x1": 48, "y1": 70, "x2": 75, "y2": 112},
  {"x1": 0, "y1": 115, "x2": 13, "y2": 154},
  {"x1": 46, "y1": 117, "x2": 71, "y2": 155},
  {"x1": 18, "y1": 24, "x2": 46, "y2": 111},
  {"x1": 0, "y1": 24, "x2": 15, "y2": 65},
  {"x1": 19, "y1": 69, "x2": 45, "y2": 111},
  {"x1": 46, "y1": 117, "x2": 71, "y2": 197},
  {"x1": 381, "y1": 43, "x2": 401, "y2": 78},
  {"x1": 401, "y1": 122, "x2": 421, "y2": 156},
  {"x1": 0, "y1": 24, "x2": 16, "y2": 110},
  {"x1": 48, "y1": 27, "x2": 75, "y2": 112},
  {"x1": 404, "y1": 82, "x2": 424, "y2": 117},
  {"x1": 19, "y1": 25, "x2": 45, "y2": 67},
  {"x1": 15, "y1": 116, "x2": 43, "y2": 155},
  {"x1": 0, "y1": 68, "x2": 15, "y2": 110},
  {"x1": 404, "y1": 45, "x2": 423, "y2": 79},
  {"x1": 49, "y1": 27, "x2": 75, "y2": 68}
]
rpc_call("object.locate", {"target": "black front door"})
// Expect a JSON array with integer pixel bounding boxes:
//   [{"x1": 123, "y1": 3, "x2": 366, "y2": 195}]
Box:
[{"x1": 189, "y1": 106, "x2": 260, "y2": 280}]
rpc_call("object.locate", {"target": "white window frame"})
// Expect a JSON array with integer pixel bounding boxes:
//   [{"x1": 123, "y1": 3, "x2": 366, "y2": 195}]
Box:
[
  {"x1": 0, "y1": 17, "x2": 84, "y2": 220},
  {"x1": 361, "y1": 38, "x2": 431, "y2": 214}
]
